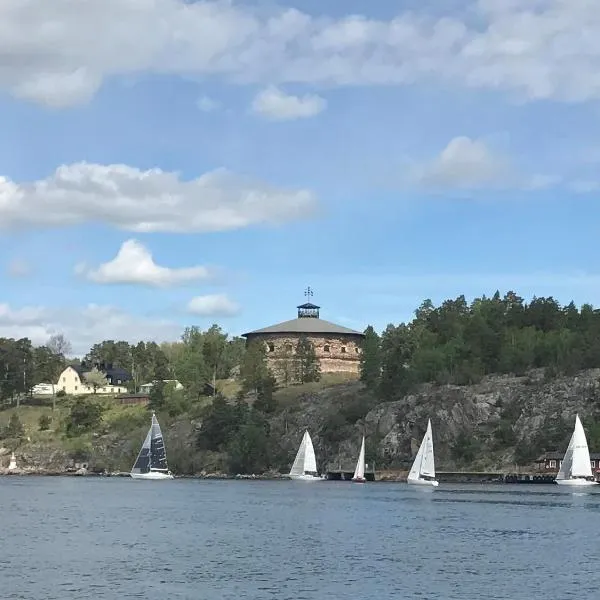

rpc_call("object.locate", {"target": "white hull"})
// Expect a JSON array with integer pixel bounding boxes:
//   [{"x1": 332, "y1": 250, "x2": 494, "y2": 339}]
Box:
[
  {"x1": 555, "y1": 478, "x2": 598, "y2": 487},
  {"x1": 289, "y1": 474, "x2": 325, "y2": 482},
  {"x1": 408, "y1": 478, "x2": 439, "y2": 487},
  {"x1": 130, "y1": 471, "x2": 174, "y2": 480},
  {"x1": 352, "y1": 478, "x2": 366, "y2": 484}
]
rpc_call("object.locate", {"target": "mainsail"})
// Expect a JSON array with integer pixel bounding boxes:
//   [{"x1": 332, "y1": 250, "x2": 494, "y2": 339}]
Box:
[
  {"x1": 131, "y1": 413, "x2": 169, "y2": 475},
  {"x1": 408, "y1": 419, "x2": 436, "y2": 482},
  {"x1": 556, "y1": 414, "x2": 593, "y2": 480},
  {"x1": 353, "y1": 436, "x2": 366, "y2": 480},
  {"x1": 289, "y1": 430, "x2": 318, "y2": 476}
]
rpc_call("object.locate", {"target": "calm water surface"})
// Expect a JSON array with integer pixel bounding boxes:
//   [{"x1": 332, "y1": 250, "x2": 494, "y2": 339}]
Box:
[{"x1": 1, "y1": 477, "x2": 600, "y2": 599}]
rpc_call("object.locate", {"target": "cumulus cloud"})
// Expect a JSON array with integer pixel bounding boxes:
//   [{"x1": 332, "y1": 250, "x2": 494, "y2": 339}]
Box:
[
  {"x1": 413, "y1": 136, "x2": 511, "y2": 189},
  {"x1": 2, "y1": 1, "x2": 600, "y2": 107},
  {"x1": 251, "y1": 86, "x2": 326, "y2": 120},
  {"x1": 412, "y1": 136, "x2": 556, "y2": 190},
  {"x1": 0, "y1": 162, "x2": 316, "y2": 233},
  {"x1": 77, "y1": 239, "x2": 213, "y2": 287},
  {"x1": 196, "y1": 95, "x2": 220, "y2": 112},
  {"x1": 0, "y1": 303, "x2": 181, "y2": 356},
  {"x1": 187, "y1": 294, "x2": 240, "y2": 317}
]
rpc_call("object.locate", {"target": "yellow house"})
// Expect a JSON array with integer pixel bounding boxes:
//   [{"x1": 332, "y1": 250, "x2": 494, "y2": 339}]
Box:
[{"x1": 57, "y1": 365, "x2": 129, "y2": 395}]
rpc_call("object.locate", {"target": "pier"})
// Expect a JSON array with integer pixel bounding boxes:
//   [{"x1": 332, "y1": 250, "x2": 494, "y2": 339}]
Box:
[{"x1": 325, "y1": 468, "x2": 376, "y2": 481}]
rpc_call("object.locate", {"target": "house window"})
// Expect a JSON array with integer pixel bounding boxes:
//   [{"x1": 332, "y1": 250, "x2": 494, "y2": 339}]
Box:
[
  {"x1": 74, "y1": 386, "x2": 78, "y2": 391},
  {"x1": 111, "y1": 388, "x2": 114, "y2": 393},
  {"x1": 341, "y1": 347, "x2": 347, "y2": 353},
  {"x1": 62, "y1": 386, "x2": 66, "y2": 391},
  {"x1": 117, "y1": 379, "x2": 122, "y2": 384},
  {"x1": 324, "y1": 345, "x2": 330, "y2": 352},
  {"x1": 355, "y1": 347, "x2": 359, "y2": 353},
  {"x1": 549, "y1": 460, "x2": 556, "y2": 468},
  {"x1": 63, "y1": 377, "x2": 66, "y2": 382},
  {"x1": 75, "y1": 377, "x2": 79, "y2": 383},
  {"x1": 268, "y1": 343, "x2": 275, "y2": 352},
  {"x1": 592, "y1": 460, "x2": 596, "y2": 468}
]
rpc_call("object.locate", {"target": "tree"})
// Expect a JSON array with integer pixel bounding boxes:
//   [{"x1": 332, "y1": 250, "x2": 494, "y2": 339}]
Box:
[
  {"x1": 4, "y1": 413, "x2": 24, "y2": 439},
  {"x1": 202, "y1": 325, "x2": 228, "y2": 394},
  {"x1": 360, "y1": 325, "x2": 381, "y2": 389},
  {"x1": 253, "y1": 373, "x2": 277, "y2": 414},
  {"x1": 66, "y1": 399, "x2": 104, "y2": 436},
  {"x1": 294, "y1": 336, "x2": 320, "y2": 384},
  {"x1": 84, "y1": 368, "x2": 108, "y2": 393},
  {"x1": 47, "y1": 334, "x2": 72, "y2": 358},
  {"x1": 227, "y1": 414, "x2": 271, "y2": 474},
  {"x1": 240, "y1": 341, "x2": 270, "y2": 393}
]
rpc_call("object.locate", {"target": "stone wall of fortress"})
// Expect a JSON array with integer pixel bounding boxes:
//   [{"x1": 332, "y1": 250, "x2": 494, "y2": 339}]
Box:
[{"x1": 248, "y1": 332, "x2": 362, "y2": 378}]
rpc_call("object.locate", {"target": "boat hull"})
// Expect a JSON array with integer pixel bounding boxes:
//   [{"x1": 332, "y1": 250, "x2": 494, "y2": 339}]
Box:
[
  {"x1": 130, "y1": 471, "x2": 174, "y2": 480},
  {"x1": 352, "y1": 477, "x2": 366, "y2": 483},
  {"x1": 289, "y1": 474, "x2": 325, "y2": 482},
  {"x1": 408, "y1": 478, "x2": 439, "y2": 487},
  {"x1": 555, "y1": 478, "x2": 598, "y2": 486}
]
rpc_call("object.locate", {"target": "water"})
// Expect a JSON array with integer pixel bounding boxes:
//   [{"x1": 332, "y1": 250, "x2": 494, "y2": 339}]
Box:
[{"x1": 1, "y1": 478, "x2": 600, "y2": 599}]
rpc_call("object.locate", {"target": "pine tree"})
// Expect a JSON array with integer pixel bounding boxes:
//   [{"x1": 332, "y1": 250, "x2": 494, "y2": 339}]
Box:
[
  {"x1": 294, "y1": 336, "x2": 321, "y2": 383},
  {"x1": 240, "y1": 341, "x2": 269, "y2": 393},
  {"x1": 360, "y1": 325, "x2": 381, "y2": 388}
]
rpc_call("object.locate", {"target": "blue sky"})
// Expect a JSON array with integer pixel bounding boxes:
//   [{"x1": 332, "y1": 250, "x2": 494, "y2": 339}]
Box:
[{"x1": 1, "y1": 0, "x2": 600, "y2": 354}]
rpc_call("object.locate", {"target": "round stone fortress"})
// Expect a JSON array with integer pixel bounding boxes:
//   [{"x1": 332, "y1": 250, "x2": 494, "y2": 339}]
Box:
[{"x1": 242, "y1": 292, "x2": 365, "y2": 378}]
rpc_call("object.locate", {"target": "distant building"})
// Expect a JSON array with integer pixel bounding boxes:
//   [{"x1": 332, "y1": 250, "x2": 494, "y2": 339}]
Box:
[
  {"x1": 31, "y1": 383, "x2": 55, "y2": 396},
  {"x1": 242, "y1": 288, "x2": 365, "y2": 379},
  {"x1": 536, "y1": 451, "x2": 600, "y2": 473},
  {"x1": 139, "y1": 379, "x2": 184, "y2": 394},
  {"x1": 117, "y1": 393, "x2": 150, "y2": 407},
  {"x1": 57, "y1": 364, "x2": 131, "y2": 395}
]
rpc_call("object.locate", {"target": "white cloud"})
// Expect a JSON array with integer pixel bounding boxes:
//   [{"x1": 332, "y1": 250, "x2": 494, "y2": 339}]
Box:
[
  {"x1": 251, "y1": 86, "x2": 326, "y2": 120},
  {"x1": 0, "y1": 303, "x2": 181, "y2": 356},
  {"x1": 413, "y1": 136, "x2": 510, "y2": 189},
  {"x1": 6, "y1": 258, "x2": 32, "y2": 277},
  {"x1": 0, "y1": 162, "x2": 316, "y2": 233},
  {"x1": 187, "y1": 294, "x2": 240, "y2": 317},
  {"x1": 196, "y1": 95, "x2": 220, "y2": 112},
  {"x1": 412, "y1": 136, "x2": 558, "y2": 191},
  {"x1": 78, "y1": 239, "x2": 213, "y2": 287},
  {"x1": 3, "y1": 1, "x2": 600, "y2": 107}
]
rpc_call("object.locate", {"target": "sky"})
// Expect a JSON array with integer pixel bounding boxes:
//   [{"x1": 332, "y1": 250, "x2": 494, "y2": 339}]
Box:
[{"x1": 2, "y1": 0, "x2": 600, "y2": 354}]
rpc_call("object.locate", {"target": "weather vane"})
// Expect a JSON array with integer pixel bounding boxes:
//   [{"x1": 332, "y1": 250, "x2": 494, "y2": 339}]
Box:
[{"x1": 304, "y1": 286, "x2": 314, "y2": 301}]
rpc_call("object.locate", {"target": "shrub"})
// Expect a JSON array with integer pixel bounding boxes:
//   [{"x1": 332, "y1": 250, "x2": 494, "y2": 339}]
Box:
[{"x1": 38, "y1": 414, "x2": 52, "y2": 431}]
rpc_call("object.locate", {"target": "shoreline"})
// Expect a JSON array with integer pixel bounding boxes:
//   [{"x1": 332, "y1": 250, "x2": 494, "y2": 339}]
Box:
[{"x1": 0, "y1": 470, "x2": 559, "y2": 483}]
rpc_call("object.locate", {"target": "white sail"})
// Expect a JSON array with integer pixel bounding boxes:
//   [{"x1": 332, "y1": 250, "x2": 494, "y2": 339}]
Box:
[
  {"x1": 130, "y1": 413, "x2": 173, "y2": 480},
  {"x1": 353, "y1": 436, "x2": 366, "y2": 480},
  {"x1": 289, "y1": 430, "x2": 318, "y2": 477},
  {"x1": 407, "y1": 419, "x2": 437, "y2": 485},
  {"x1": 557, "y1": 414, "x2": 593, "y2": 480}
]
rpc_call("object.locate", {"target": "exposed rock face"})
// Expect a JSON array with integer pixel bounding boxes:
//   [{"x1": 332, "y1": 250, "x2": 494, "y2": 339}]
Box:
[{"x1": 275, "y1": 369, "x2": 600, "y2": 472}]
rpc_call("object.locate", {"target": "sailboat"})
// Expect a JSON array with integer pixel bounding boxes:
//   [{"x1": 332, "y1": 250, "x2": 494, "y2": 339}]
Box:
[
  {"x1": 352, "y1": 435, "x2": 366, "y2": 483},
  {"x1": 130, "y1": 412, "x2": 174, "y2": 480},
  {"x1": 555, "y1": 414, "x2": 598, "y2": 486},
  {"x1": 407, "y1": 419, "x2": 439, "y2": 487},
  {"x1": 289, "y1": 430, "x2": 323, "y2": 481}
]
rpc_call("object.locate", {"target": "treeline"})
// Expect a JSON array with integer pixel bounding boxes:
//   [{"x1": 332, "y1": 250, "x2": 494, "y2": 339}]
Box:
[{"x1": 361, "y1": 291, "x2": 600, "y2": 398}]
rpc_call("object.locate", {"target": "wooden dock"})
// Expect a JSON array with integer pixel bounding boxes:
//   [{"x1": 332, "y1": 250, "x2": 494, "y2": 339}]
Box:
[{"x1": 325, "y1": 469, "x2": 376, "y2": 481}]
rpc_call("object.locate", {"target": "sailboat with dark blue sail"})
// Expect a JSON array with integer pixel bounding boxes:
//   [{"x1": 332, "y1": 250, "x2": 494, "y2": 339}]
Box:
[{"x1": 130, "y1": 412, "x2": 174, "y2": 480}]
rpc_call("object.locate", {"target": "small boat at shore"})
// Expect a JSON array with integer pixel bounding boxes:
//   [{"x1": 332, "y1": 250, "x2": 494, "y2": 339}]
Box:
[
  {"x1": 289, "y1": 430, "x2": 324, "y2": 481},
  {"x1": 8, "y1": 452, "x2": 17, "y2": 471},
  {"x1": 130, "y1": 412, "x2": 174, "y2": 480},
  {"x1": 407, "y1": 419, "x2": 439, "y2": 487},
  {"x1": 555, "y1": 414, "x2": 597, "y2": 487},
  {"x1": 352, "y1": 436, "x2": 366, "y2": 483}
]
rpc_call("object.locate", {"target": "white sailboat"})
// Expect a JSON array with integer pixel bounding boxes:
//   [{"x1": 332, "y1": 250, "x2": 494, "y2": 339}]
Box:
[
  {"x1": 555, "y1": 414, "x2": 597, "y2": 487},
  {"x1": 289, "y1": 430, "x2": 323, "y2": 481},
  {"x1": 352, "y1": 435, "x2": 366, "y2": 483},
  {"x1": 130, "y1": 412, "x2": 174, "y2": 480},
  {"x1": 407, "y1": 419, "x2": 439, "y2": 487}
]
